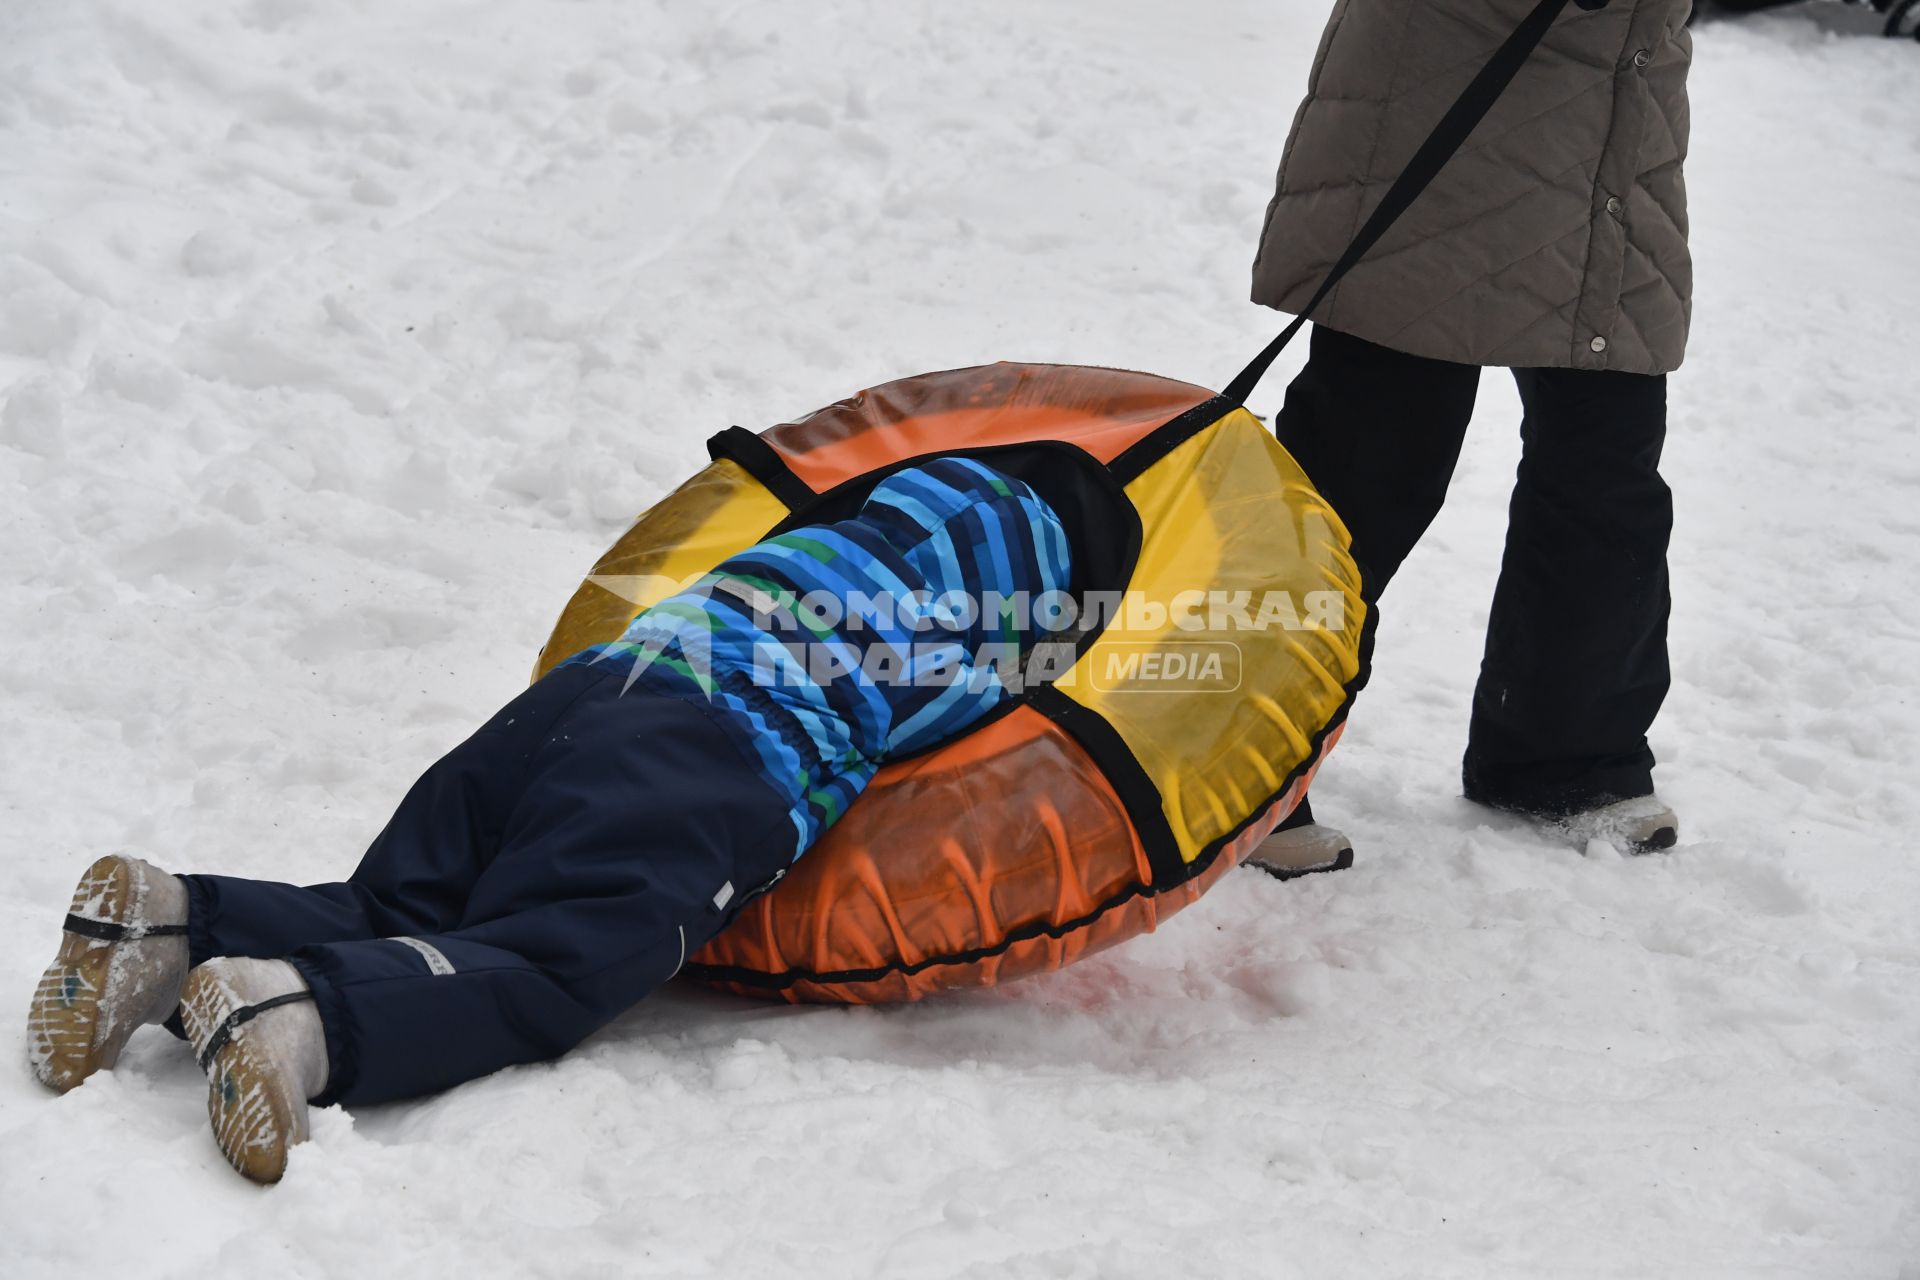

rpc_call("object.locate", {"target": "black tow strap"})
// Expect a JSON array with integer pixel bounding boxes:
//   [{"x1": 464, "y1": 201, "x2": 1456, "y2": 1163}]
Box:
[
  {"x1": 195, "y1": 990, "x2": 317, "y2": 1073},
  {"x1": 62, "y1": 913, "x2": 188, "y2": 942},
  {"x1": 1223, "y1": 0, "x2": 1578, "y2": 406}
]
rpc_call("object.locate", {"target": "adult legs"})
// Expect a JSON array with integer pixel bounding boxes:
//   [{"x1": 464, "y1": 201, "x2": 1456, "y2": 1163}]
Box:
[
  {"x1": 1271, "y1": 323, "x2": 1482, "y2": 829},
  {"x1": 1462, "y1": 367, "x2": 1672, "y2": 815},
  {"x1": 1274, "y1": 324, "x2": 1484, "y2": 602}
]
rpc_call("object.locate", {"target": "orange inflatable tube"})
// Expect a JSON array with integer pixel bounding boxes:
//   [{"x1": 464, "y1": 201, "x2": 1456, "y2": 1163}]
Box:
[{"x1": 534, "y1": 363, "x2": 1368, "y2": 1002}]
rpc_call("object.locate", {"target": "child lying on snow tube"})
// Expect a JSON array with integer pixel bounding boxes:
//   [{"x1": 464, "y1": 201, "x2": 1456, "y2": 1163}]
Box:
[{"x1": 28, "y1": 456, "x2": 1070, "y2": 1183}]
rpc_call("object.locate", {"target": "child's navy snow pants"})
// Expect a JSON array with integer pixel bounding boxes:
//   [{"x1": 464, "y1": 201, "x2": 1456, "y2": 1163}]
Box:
[{"x1": 175, "y1": 663, "x2": 794, "y2": 1106}]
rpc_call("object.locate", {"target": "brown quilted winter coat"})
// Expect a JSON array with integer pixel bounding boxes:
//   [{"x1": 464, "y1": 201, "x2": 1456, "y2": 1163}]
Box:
[{"x1": 1252, "y1": 0, "x2": 1693, "y2": 374}]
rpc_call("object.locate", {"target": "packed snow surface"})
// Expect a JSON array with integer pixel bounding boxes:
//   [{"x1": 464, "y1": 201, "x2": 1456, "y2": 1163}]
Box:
[{"x1": 2, "y1": 1, "x2": 1917, "y2": 1276}]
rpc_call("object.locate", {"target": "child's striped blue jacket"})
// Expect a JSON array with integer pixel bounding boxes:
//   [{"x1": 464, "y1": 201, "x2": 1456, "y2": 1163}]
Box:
[{"x1": 564, "y1": 457, "x2": 1070, "y2": 858}]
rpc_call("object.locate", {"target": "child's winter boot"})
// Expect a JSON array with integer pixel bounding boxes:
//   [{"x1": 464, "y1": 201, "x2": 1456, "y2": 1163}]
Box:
[
  {"x1": 28, "y1": 855, "x2": 189, "y2": 1092},
  {"x1": 179, "y1": 957, "x2": 330, "y2": 1184}
]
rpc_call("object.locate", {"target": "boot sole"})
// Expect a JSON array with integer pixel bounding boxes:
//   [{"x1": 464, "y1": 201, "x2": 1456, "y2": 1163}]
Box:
[
  {"x1": 179, "y1": 967, "x2": 304, "y2": 1185},
  {"x1": 1249, "y1": 848, "x2": 1355, "y2": 882},
  {"x1": 27, "y1": 856, "x2": 136, "y2": 1093},
  {"x1": 1629, "y1": 826, "x2": 1679, "y2": 855}
]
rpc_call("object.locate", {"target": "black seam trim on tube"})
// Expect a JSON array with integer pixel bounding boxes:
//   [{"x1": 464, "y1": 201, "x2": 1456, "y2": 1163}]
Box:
[
  {"x1": 706, "y1": 426, "x2": 817, "y2": 510},
  {"x1": 1025, "y1": 685, "x2": 1186, "y2": 888},
  {"x1": 1106, "y1": 395, "x2": 1236, "y2": 485}
]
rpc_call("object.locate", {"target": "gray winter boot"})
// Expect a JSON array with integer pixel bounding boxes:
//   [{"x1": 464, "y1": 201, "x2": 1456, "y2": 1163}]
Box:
[
  {"x1": 28, "y1": 855, "x2": 190, "y2": 1093},
  {"x1": 179, "y1": 957, "x2": 330, "y2": 1184},
  {"x1": 1247, "y1": 820, "x2": 1354, "y2": 881},
  {"x1": 1560, "y1": 794, "x2": 1680, "y2": 855}
]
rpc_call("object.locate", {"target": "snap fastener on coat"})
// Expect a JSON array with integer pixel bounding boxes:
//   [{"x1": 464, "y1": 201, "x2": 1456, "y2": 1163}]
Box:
[
  {"x1": 1605, "y1": 195, "x2": 1623, "y2": 216},
  {"x1": 1590, "y1": 336, "x2": 1609, "y2": 354},
  {"x1": 1633, "y1": 48, "x2": 1651, "y2": 68}
]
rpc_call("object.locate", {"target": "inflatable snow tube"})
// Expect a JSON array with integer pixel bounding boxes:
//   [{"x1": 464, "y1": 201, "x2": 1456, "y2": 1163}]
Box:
[{"x1": 533, "y1": 363, "x2": 1369, "y2": 1003}]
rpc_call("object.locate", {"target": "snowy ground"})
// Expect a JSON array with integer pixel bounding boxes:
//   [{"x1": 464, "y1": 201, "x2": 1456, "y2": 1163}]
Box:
[{"x1": 3, "y1": 1, "x2": 1917, "y2": 1276}]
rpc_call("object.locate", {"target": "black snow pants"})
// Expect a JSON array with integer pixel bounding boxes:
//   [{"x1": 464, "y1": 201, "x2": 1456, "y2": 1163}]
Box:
[
  {"x1": 174, "y1": 663, "x2": 794, "y2": 1106},
  {"x1": 1277, "y1": 324, "x2": 1673, "y2": 817}
]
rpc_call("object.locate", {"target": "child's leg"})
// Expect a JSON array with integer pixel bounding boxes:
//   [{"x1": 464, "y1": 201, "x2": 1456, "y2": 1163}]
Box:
[
  {"x1": 31, "y1": 665, "x2": 641, "y2": 1092},
  {"x1": 275, "y1": 674, "x2": 793, "y2": 1106},
  {"x1": 176, "y1": 664, "x2": 622, "y2": 963}
]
